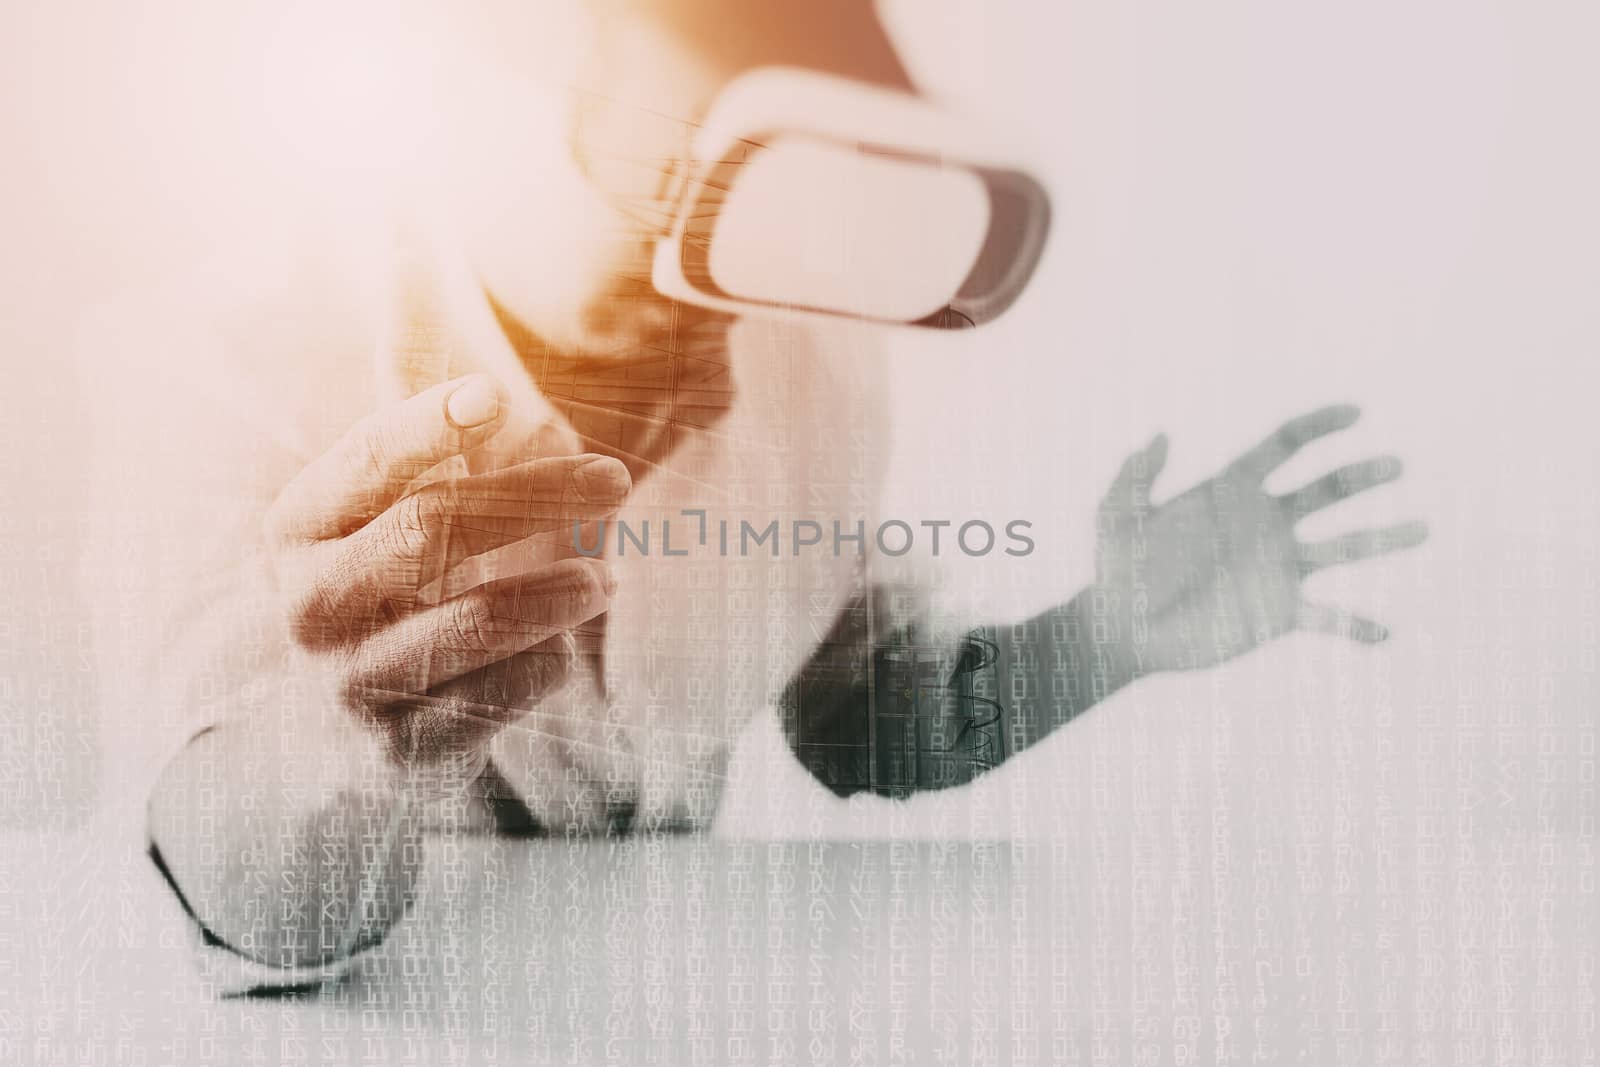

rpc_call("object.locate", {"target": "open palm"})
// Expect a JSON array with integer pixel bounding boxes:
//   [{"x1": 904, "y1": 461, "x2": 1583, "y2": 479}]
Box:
[{"x1": 1093, "y1": 405, "x2": 1428, "y2": 673}]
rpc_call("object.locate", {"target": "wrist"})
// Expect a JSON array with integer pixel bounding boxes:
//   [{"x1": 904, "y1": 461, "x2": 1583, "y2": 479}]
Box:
[{"x1": 1066, "y1": 587, "x2": 1149, "y2": 696}]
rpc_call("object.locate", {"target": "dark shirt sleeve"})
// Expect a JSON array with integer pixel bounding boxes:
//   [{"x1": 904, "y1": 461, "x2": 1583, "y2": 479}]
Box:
[{"x1": 778, "y1": 589, "x2": 1006, "y2": 799}]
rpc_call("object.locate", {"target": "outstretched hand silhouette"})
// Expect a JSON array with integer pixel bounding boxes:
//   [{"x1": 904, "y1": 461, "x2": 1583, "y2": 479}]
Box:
[{"x1": 1093, "y1": 405, "x2": 1429, "y2": 673}]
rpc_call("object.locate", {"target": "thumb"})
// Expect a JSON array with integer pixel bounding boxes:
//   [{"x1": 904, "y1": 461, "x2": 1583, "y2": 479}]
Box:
[
  {"x1": 1140, "y1": 433, "x2": 1170, "y2": 503},
  {"x1": 1106, "y1": 433, "x2": 1169, "y2": 510}
]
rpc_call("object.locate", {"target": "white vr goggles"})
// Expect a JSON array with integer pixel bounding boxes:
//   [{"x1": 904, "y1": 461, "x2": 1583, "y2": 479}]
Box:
[{"x1": 579, "y1": 67, "x2": 1052, "y2": 330}]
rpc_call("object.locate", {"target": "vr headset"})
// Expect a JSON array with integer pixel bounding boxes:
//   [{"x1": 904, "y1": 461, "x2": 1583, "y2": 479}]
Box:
[{"x1": 577, "y1": 67, "x2": 1051, "y2": 330}]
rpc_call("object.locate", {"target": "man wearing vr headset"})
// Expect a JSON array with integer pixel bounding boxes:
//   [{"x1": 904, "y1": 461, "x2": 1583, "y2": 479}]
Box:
[{"x1": 127, "y1": 0, "x2": 1425, "y2": 987}]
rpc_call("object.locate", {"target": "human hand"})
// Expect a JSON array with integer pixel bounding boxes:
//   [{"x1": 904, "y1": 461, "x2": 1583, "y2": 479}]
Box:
[
  {"x1": 263, "y1": 374, "x2": 631, "y2": 780},
  {"x1": 1093, "y1": 405, "x2": 1428, "y2": 674}
]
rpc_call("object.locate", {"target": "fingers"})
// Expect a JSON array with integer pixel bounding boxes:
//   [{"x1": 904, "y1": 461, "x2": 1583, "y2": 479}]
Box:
[
  {"x1": 365, "y1": 635, "x2": 579, "y2": 766},
  {"x1": 450, "y1": 632, "x2": 579, "y2": 712},
  {"x1": 266, "y1": 375, "x2": 510, "y2": 544},
  {"x1": 1295, "y1": 602, "x2": 1389, "y2": 644},
  {"x1": 355, "y1": 454, "x2": 627, "y2": 597},
  {"x1": 1282, "y1": 455, "x2": 1403, "y2": 518},
  {"x1": 385, "y1": 454, "x2": 629, "y2": 565},
  {"x1": 1103, "y1": 433, "x2": 1170, "y2": 512},
  {"x1": 1230, "y1": 405, "x2": 1361, "y2": 482},
  {"x1": 1299, "y1": 520, "x2": 1429, "y2": 571},
  {"x1": 346, "y1": 558, "x2": 615, "y2": 695},
  {"x1": 290, "y1": 455, "x2": 630, "y2": 642}
]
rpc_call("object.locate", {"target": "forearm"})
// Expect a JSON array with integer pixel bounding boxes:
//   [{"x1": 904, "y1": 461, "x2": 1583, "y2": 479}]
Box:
[
  {"x1": 1001, "y1": 586, "x2": 1146, "y2": 755},
  {"x1": 147, "y1": 713, "x2": 423, "y2": 970},
  {"x1": 782, "y1": 584, "x2": 1148, "y2": 799}
]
